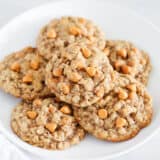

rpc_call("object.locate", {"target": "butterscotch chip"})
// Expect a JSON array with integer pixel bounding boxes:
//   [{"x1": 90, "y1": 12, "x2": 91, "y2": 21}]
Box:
[
  {"x1": 118, "y1": 90, "x2": 128, "y2": 100},
  {"x1": 103, "y1": 48, "x2": 110, "y2": 56},
  {"x1": 33, "y1": 98, "x2": 42, "y2": 107},
  {"x1": 69, "y1": 26, "x2": 81, "y2": 35},
  {"x1": 22, "y1": 74, "x2": 33, "y2": 83},
  {"x1": 116, "y1": 117, "x2": 127, "y2": 128},
  {"x1": 114, "y1": 61, "x2": 123, "y2": 70},
  {"x1": 10, "y1": 62, "x2": 20, "y2": 72},
  {"x1": 81, "y1": 47, "x2": 92, "y2": 58},
  {"x1": 47, "y1": 29, "x2": 57, "y2": 38},
  {"x1": 98, "y1": 109, "x2": 108, "y2": 119},
  {"x1": 128, "y1": 92, "x2": 137, "y2": 99},
  {"x1": 86, "y1": 67, "x2": 96, "y2": 77},
  {"x1": 30, "y1": 59, "x2": 39, "y2": 70},
  {"x1": 74, "y1": 75, "x2": 153, "y2": 142},
  {"x1": 121, "y1": 65, "x2": 131, "y2": 74},
  {"x1": 0, "y1": 47, "x2": 51, "y2": 100},
  {"x1": 126, "y1": 84, "x2": 137, "y2": 92},
  {"x1": 87, "y1": 36, "x2": 95, "y2": 43},
  {"x1": 46, "y1": 43, "x2": 113, "y2": 107},
  {"x1": 117, "y1": 49, "x2": 127, "y2": 58},
  {"x1": 36, "y1": 16, "x2": 105, "y2": 60},
  {"x1": 61, "y1": 83, "x2": 70, "y2": 95},
  {"x1": 53, "y1": 68, "x2": 63, "y2": 77},
  {"x1": 60, "y1": 105, "x2": 71, "y2": 114},
  {"x1": 45, "y1": 123, "x2": 57, "y2": 133},
  {"x1": 69, "y1": 72, "x2": 82, "y2": 82},
  {"x1": 11, "y1": 98, "x2": 85, "y2": 150},
  {"x1": 27, "y1": 111, "x2": 37, "y2": 119},
  {"x1": 127, "y1": 60, "x2": 136, "y2": 67},
  {"x1": 104, "y1": 40, "x2": 152, "y2": 85},
  {"x1": 78, "y1": 17, "x2": 85, "y2": 24},
  {"x1": 76, "y1": 61, "x2": 85, "y2": 69}
]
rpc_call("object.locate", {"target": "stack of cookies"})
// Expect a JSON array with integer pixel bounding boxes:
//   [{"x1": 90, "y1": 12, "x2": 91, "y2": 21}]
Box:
[{"x1": 0, "y1": 16, "x2": 153, "y2": 150}]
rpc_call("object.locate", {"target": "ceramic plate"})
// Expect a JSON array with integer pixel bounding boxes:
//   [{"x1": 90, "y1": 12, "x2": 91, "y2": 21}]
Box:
[{"x1": 0, "y1": 0, "x2": 160, "y2": 159}]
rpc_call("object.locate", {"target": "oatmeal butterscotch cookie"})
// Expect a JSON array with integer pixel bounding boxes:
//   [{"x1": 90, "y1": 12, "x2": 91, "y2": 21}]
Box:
[
  {"x1": 0, "y1": 47, "x2": 51, "y2": 100},
  {"x1": 74, "y1": 74, "x2": 153, "y2": 142},
  {"x1": 104, "y1": 40, "x2": 152, "y2": 85},
  {"x1": 36, "y1": 16, "x2": 106, "y2": 59},
  {"x1": 11, "y1": 98, "x2": 85, "y2": 150},
  {"x1": 46, "y1": 43, "x2": 114, "y2": 107}
]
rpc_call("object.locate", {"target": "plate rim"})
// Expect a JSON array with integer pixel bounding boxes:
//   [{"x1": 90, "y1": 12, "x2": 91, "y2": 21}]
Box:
[{"x1": 0, "y1": 0, "x2": 160, "y2": 159}]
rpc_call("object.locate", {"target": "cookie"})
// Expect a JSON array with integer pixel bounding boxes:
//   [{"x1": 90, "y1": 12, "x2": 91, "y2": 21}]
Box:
[
  {"x1": 36, "y1": 16, "x2": 106, "y2": 59},
  {"x1": 104, "y1": 40, "x2": 152, "y2": 85},
  {"x1": 11, "y1": 97, "x2": 85, "y2": 150},
  {"x1": 45, "y1": 43, "x2": 114, "y2": 107},
  {"x1": 0, "y1": 47, "x2": 51, "y2": 100},
  {"x1": 74, "y1": 74, "x2": 153, "y2": 142}
]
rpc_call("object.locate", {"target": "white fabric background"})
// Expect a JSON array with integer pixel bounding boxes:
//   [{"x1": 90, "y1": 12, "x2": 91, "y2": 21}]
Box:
[{"x1": 0, "y1": 0, "x2": 159, "y2": 159}]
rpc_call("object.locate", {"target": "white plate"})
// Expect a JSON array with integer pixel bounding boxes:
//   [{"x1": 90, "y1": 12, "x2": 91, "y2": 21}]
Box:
[{"x1": 0, "y1": 0, "x2": 160, "y2": 159}]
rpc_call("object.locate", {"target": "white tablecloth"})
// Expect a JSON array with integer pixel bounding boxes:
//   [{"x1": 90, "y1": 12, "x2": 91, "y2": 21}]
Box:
[{"x1": 0, "y1": 0, "x2": 160, "y2": 159}]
